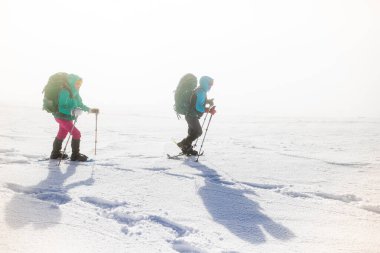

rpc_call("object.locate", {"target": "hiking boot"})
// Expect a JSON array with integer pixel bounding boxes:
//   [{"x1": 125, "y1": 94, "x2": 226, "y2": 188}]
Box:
[
  {"x1": 71, "y1": 139, "x2": 88, "y2": 162},
  {"x1": 185, "y1": 148, "x2": 198, "y2": 156},
  {"x1": 70, "y1": 153, "x2": 88, "y2": 162},
  {"x1": 50, "y1": 138, "x2": 68, "y2": 159},
  {"x1": 51, "y1": 151, "x2": 69, "y2": 160},
  {"x1": 177, "y1": 139, "x2": 191, "y2": 152}
]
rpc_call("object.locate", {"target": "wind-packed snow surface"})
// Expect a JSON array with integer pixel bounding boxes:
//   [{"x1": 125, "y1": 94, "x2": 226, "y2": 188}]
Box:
[{"x1": 0, "y1": 105, "x2": 379, "y2": 253}]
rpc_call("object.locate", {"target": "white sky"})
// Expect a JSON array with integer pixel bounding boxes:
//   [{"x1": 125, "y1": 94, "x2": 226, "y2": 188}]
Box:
[{"x1": 1, "y1": 0, "x2": 379, "y2": 117}]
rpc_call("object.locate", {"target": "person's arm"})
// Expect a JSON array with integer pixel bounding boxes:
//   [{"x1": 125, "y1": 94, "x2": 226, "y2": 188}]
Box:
[
  {"x1": 76, "y1": 95, "x2": 90, "y2": 112},
  {"x1": 77, "y1": 95, "x2": 100, "y2": 113}
]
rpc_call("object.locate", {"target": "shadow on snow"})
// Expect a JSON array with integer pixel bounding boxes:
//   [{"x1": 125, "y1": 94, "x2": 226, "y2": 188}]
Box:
[
  {"x1": 4, "y1": 160, "x2": 94, "y2": 229},
  {"x1": 185, "y1": 160, "x2": 295, "y2": 244}
]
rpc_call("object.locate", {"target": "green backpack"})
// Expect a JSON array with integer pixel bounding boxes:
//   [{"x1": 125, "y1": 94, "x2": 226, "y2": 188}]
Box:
[
  {"x1": 42, "y1": 72, "x2": 73, "y2": 113},
  {"x1": 174, "y1": 73, "x2": 197, "y2": 117}
]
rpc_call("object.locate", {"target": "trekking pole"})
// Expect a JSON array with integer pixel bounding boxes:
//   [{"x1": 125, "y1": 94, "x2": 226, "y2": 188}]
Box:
[
  {"x1": 95, "y1": 113, "x2": 98, "y2": 155},
  {"x1": 196, "y1": 114, "x2": 213, "y2": 162},
  {"x1": 58, "y1": 117, "x2": 78, "y2": 166},
  {"x1": 193, "y1": 112, "x2": 209, "y2": 148}
]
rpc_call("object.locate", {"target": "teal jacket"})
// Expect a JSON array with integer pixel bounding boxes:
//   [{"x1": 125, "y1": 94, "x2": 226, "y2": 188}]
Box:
[
  {"x1": 53, "y1": 74, "x2": 90, "y2": 121},
  {"x1": 187, "y1": 76, "x2": 213, "y2": 118}
]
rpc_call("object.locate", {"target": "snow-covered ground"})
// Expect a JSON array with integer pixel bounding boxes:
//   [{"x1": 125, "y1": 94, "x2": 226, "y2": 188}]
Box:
[{"x1": 0, "y1": 104, "x2": 379, "y2": 253}]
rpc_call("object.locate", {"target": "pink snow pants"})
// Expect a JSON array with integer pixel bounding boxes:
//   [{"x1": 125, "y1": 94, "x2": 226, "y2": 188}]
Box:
[{"x1": 55, "y1": 118, "x2": 81, "y2": 141}]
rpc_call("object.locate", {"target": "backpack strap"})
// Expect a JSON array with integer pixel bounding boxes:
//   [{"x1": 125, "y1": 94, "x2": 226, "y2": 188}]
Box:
[
  {"x1": 190, "y1": 87, "x2": 207, "y2": 112},
  {"x1": 61, "y1": 83, "x2": 74, "y2": 98},
  {"x1": 190, "y1": 87, "x2": 200, "y2": 110}
]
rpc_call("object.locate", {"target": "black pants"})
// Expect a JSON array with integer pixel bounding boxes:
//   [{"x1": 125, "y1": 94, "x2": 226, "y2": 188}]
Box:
[{"x1": 183, "y1": 115, "x2": 203, "y2": 145}]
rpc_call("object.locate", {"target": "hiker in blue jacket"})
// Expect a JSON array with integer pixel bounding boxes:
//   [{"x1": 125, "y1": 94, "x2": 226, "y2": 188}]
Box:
[{"x1": 177, "y1": 76, "x2": 216, "y2": 155}]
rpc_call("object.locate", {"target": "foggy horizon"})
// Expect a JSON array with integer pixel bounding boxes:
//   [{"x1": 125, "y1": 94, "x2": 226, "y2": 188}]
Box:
[{"x1": 1, "y1": 0, "x2": 379, "y2": 118}]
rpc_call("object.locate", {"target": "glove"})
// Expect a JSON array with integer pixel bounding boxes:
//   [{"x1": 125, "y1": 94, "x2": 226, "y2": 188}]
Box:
[
  {"x1": 205, "y1": 106, "x2": 216, "y2": 115},
  {"x1": 206, "y1": 98, "x2": 215, "y2": 107},
  {"x1": 90, "y1": 108, "x2": 99, "y2": 114},
  {"x1": 71, "y1": 108, "x2": 83, "y2": 117},
  {"x1": 210, "y1": 106, "x2": 216, "y2": 115}
]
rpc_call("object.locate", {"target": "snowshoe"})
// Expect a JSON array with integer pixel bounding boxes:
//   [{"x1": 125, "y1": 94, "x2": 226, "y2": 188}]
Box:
[{"x1": 167, "y1": 153, "x2": 185, "y2": 160}]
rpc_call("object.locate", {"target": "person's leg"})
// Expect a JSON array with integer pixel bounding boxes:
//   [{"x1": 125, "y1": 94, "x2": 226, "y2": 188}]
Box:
[
  {"x1": 70, "y1": 139, "x2": 87, "y2": 161},
  {"x1": 185, "y1": 115, "x2": 202, "y2": 143},
  {"x1": 69, "y1": 126, "x2": 87, "y2": 161},
  {"x1": 177, "y1": 116, "x2": 202, "y2": 154},
  {"x1": 55, "y1": 118, "x2": 81, "y2": 140},
  {"x1": 54, "y1": 118, "x2": 86, "y2": 161},
  {"x1": 59, "y1": 122, "x2": 88, "y2": 161},
  {"x1": 56, "y1": 124, "x2": 69, "y2": 140},
  {"x1": 51, "y1": 137, "x2": 68, "y2": 159},
  {"x1": 50, "y1": 118, "x2": 70, "y2": 159}
]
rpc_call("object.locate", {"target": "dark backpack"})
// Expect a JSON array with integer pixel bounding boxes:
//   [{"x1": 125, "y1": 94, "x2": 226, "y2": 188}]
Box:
[
  {"x1": 42, "y1": 72, "x2": 73, "y2": 113},
  {"x1": 174, "y1": 73, "x2": 197, "y2": 117}
]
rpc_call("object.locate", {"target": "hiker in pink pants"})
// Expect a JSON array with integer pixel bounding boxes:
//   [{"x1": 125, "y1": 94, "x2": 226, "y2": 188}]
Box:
[{"x1": 44, "y1": 73, "x2": 99, "y2": 161}]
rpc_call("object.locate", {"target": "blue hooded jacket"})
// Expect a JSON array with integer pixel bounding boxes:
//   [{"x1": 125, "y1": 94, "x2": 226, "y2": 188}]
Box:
[{"x1": 190, "y1": 76, "x2": 213, "y2": 116}]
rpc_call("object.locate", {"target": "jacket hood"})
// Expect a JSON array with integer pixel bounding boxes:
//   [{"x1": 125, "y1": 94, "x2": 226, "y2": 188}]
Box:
[
  {"x1": 199, "y1": 76, "x2": 213, "y2": 92},
  {"x1": 67, "y1": 74, "x2": 82, "y2": 96}
]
